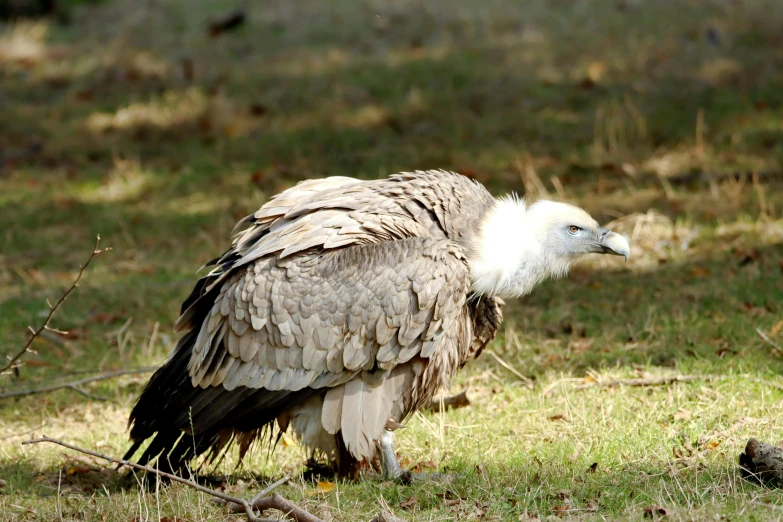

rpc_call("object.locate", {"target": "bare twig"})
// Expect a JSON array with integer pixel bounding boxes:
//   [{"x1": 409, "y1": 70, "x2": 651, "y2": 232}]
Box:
[
  {"x1": 756, "y1": 327, "x2": 783, "y2": 356},
  {"x1": 66, "y1": 384, "x2": 108, "y2": 401},
  {"x1": 424, "y1": 390, "x2": 470, "y2": 413},
  {"x1": 1, "y1": 236, "x2": 111, "y2": 376},
  {"x1": 21, "y1": 436, "x2": 324, "y2": 522},
  {"x1": 0, "y1": 367, "x2": 156, "y2": 399},
  {"x1": 574, "y1": 375, "x2": 714, "y2": 391}
]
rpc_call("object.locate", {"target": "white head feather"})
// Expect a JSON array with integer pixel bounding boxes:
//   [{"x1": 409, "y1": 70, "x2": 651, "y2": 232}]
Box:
[{"x1": 469, "y1": 196, "x2": 623, "y2": 298}]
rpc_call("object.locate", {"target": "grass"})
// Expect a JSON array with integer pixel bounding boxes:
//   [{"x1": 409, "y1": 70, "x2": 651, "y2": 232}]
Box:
[{"x1": 1, "y1": 0, "x2": 783, "y2": 520}]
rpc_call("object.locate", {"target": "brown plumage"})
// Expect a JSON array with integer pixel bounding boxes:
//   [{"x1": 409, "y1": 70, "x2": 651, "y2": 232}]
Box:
[{"x1": 125, "y1": 170, "x2": 629, "y2": 477}]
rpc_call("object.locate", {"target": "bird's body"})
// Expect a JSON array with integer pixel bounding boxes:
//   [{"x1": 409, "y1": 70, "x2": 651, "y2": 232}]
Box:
[{"x1": 126, "y1": 170, "x2": 629, "y2": 477}]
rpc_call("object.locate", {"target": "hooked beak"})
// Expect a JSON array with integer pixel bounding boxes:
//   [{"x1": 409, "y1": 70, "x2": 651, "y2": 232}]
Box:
[{"x1": 597, "y1": 228, "x2": 630, "y2": 261}]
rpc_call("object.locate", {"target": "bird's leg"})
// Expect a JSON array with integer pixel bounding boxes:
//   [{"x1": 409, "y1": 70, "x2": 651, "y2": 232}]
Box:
[
  {"x1": 379, "y1": 430, "x2": 410, "y2": 482},
  {"x1": 378, "y1": 430, "x2": 455, "y2": 484}
]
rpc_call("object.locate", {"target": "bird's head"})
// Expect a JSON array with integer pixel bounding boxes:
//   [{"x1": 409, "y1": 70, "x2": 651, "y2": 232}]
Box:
[{"x1": 469, "y1": 197, "x2": 630, "y2": 298}]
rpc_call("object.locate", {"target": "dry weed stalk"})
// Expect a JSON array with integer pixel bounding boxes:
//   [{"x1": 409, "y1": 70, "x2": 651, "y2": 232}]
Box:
[
  {"x1": 0, "y1": 367, "x2": 156, "y2": 400},
  {"x1": 1, "y1": 236, "x2": 111, "y2": 376}
]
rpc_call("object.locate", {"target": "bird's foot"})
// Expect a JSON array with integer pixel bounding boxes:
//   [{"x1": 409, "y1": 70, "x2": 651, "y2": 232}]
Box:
[
  {"x1": 378, "y1": 431, "x2": 455, "y2": 484},
  {"x1": 379, "y1": 431, "x2": 406, "y2": 481}
]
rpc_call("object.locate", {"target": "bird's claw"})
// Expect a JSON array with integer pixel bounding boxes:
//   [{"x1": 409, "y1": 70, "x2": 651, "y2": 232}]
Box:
[{"x1": 378, "y1": 430, "x2": 454, "y2": 484}]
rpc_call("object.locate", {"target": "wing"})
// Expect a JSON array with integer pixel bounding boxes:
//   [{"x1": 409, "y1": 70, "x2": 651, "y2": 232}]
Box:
[
  {"x1": 176, "y1": 176, "x2": 432, "y2": 331},
  {"x1": 186, "y1": 237, "x2": 471, "y2": 457}
]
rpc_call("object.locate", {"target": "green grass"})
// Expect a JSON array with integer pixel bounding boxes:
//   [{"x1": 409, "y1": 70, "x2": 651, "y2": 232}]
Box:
[{"x1": 2, "y1": 0, "x2": 783, "y2": 520}]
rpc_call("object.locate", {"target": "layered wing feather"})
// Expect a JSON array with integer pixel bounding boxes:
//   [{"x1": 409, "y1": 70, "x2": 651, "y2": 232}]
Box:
[{"x1": 186, "y1": 237, "x2": 470, "y2": 459}]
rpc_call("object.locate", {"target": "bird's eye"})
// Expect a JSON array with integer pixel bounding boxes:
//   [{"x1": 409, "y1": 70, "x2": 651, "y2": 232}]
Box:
[{"x1": 568, "y1": 225, "x2": 581, "y2": 235}]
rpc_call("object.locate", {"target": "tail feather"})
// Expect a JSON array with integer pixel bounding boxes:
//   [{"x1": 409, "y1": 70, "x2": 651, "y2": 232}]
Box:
[
  {"x1": 125, "y1": 249, "x2": 322, "y2": 477},
  {"x1": 126, "y1": 325, "x2": 318, "y2": 476}
]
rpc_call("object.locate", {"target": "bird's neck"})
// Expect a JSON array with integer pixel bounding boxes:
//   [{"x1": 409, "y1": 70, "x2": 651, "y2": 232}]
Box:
[{"x1": 468, "y1": 196, "x2": 568, "y2": 298}]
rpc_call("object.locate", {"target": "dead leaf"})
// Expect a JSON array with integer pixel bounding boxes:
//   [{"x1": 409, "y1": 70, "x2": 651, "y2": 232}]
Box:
[
  {"x1": 770, "y1": 320, "x2": 783, "y2": 338},
  {"x1": 66, "y1": 466, "x2": 97, "y2": 476},
  {"x1": 673, "y1": 408, "x2": 692, "y2": 421},
  {"x1": 61, "y1": 327, "x2": 88, "y2": 340},
  {"x1": 410, "y1": 460, "x2": 436, "y2": 473},
  {"x1": 643, "y1": 505, "x2": 668, "y2": 518},
  {"x1": 89, "y1": 313, "x2": 122, "y2": 324},
  {"x1": 548, "y1": 413, "x2": 569, "y2": 422},
  {"x1": 250, "y1": 170, "x2": 265, "y2": 185},
  {"x1": 75, "y1": 89, "x2": 94, "y2": 102},
  {"x1": 586, "y1": 61, "x2": 608, "y2": 82},
  {"x1": 743, "y1": 301, "x2": 768, "y2": 315},
  {"x1": 0, "y1": 478, "x2": 6, "y2": 489},
  {"x1": 689, "y1": 267, "x2": 710, "y2": 277},
  {"x1": 568, "y1": 338, "x2": 592, "y2": 354},
  {"x1": 315, "y1": 480, "x2": 334, "y2": 493},
  {"x1": 208, "y1": 9, "x2": 247, "y2": 37},
  {"x1": 435, "y1": 490, "x2": 462, "y2": 507},
  {"x1": 281, "y1": 432, "x2": 297, "y2": 447},
  {"x1": 23, "y1": 360, "x2": 55, "y2": 368},
  {"x1": 738, "y1": 248, "x2": 760, "y2": 266},
  {"x1": 716, "y1": 348, "x2": 736, "y2": 358},
  {"x1": 400, "y1": 495, "x2": 418, "y2": 510},
  {"x1": 249, "y1": 103, "x2": 268, "y2": 117}
]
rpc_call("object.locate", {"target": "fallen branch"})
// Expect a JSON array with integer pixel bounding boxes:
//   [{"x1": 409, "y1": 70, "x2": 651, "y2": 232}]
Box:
[
  {"x1": 574, "y1": 375, "x2": 714, "y2": 391},
  {"x1": 0, "y1": 367, "x2": 156, "y2": 400},
  {"x1": 221, "y1": 474, "x2": 291, "y2": 512},
  {"x1": 1, "y1": 236, "x2": 110, "y2": 376},
  {"x1": 424, "y1": 390, "x2": 470, "y2": 413},
  {"x1": 22, "y1": 436, "x2": 324, "y2": 522}
]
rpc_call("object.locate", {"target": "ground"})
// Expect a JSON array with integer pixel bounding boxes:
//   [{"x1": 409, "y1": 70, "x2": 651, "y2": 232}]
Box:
[{"x1": 1, "y1": 0, "x2": 783, "y2": 520}]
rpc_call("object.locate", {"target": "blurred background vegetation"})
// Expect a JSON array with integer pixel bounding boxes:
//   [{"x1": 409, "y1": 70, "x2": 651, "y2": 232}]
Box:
[{"x1": 1, "y1": 0, "x2": 783, "y2": 520}]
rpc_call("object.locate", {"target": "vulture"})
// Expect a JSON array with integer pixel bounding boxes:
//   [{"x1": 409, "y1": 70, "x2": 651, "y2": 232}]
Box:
[{"x1": 125, "y1": 170, "x2": 629, "y2": 479}]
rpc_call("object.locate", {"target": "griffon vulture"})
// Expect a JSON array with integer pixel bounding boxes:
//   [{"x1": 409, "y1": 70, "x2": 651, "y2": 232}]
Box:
[{"x1": 125, "y1": 170, "x2": 629, "y2": 479}]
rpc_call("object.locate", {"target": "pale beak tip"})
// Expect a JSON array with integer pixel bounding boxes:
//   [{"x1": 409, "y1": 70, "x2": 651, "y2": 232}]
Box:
[{"x1": 601, "y1": 231, "x2": 630, "y2": 262}]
